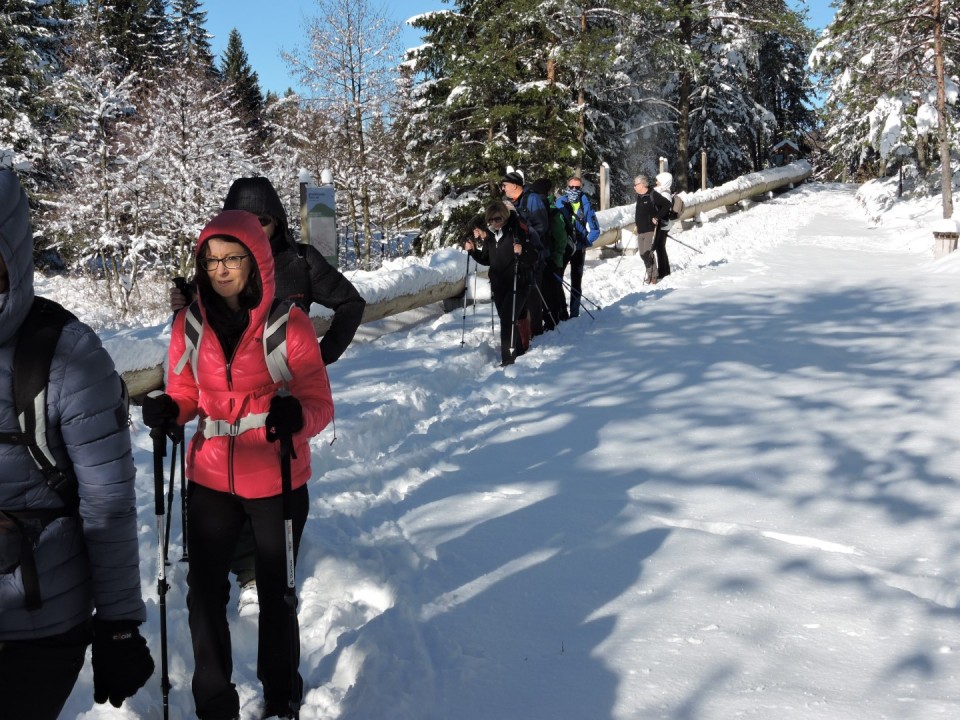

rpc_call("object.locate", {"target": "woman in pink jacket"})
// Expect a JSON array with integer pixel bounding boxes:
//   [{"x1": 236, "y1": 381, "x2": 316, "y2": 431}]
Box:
[{"x1": 143, "y1": 209, "x2": 333, "y2": 720}]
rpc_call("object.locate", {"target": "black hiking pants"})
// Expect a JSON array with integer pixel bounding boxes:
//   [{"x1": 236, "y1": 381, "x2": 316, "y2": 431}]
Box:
[
  {"x1": 654, "y1": 226, "x2": 671, "y2": 279},
  {"x1": 564, "y1": 244, "x2": 585, "y2": 318},
  {"x1": 0, "y1": 619, "x2": 91, "y2": 720},
  {"x1": 186, "y1": 482, "x2": 308, "y2": 720}
]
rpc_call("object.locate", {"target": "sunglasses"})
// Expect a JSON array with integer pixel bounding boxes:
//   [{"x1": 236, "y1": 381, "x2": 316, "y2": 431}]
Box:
[
  {"x1": 487, "y1": 216, "x2": 505, "y2": 224},
  {"x1": 567, "y1": 185, "x2": 582, "y2": 190},
  {"x1": 257, "y1": 215, "x2": 274, "y2": 227}
]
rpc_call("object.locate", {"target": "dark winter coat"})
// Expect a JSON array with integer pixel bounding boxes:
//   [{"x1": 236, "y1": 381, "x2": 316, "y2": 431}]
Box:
[
  {"x1": 634, "y1": 189, "x2": 672, "y2": 234},
  {"x1": 513, "y1": 188, "x2": 548, "y2": 252},
  {"x1": 0, "y1": 170, "x2": 145, "y2": 639},
  {"x1": 556, "y1": 193, "x2": 601, "y2": 249},
  {"x1": 267, "y1": 233, "x2": 365, "y2": 366},
  {"x1": 467, "y1": 211, "x2": 540, "y2": 296}
]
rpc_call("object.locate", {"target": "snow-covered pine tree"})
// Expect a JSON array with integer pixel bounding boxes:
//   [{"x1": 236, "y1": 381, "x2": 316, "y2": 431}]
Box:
[
  {"x1": 220, "y1": 28, "x2": 265, "y2": 142},
  {"x1": 96, "y1": 0, "x2": 170, "y2": 79},
  {"x1": 39, "y1": 2, "x2": 152, "y2": 313},
  {"x1": 651, "y1": 0, "x2": 812, "y2": 189},
  {"x1": 0, "y1": 0, "x2": 65, "y2": 175},
  {"x1": 811, "y1": 0, "x2": 958, "y2": 211}
]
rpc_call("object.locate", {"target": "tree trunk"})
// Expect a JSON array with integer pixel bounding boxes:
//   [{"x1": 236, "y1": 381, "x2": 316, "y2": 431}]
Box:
[
  {"x1": 933, "y1": 0, "x2": 954, "y2": 218},
  {"x1": 675, "y1": 3, "x2": 694, "y2": 192}
]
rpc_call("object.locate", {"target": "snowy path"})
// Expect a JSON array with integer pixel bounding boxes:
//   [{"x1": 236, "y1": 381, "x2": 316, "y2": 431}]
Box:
[{"x1": 64, "y1": 182, "x2": 960, "y2": 720}]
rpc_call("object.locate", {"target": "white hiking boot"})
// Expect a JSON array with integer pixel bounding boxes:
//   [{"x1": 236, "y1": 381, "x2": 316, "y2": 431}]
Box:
[{"x1": 237, "y1": 580, "x2": 259, "y2": 617}]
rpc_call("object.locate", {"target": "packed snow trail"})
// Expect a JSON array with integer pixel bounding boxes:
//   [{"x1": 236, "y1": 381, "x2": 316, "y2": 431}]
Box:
[{"x1": 61, "y1": 182, "x2": 960, "y2": 719}]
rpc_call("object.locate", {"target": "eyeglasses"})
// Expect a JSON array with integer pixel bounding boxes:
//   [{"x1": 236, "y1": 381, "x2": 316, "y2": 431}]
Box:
[
  {"x1": 567, "y1": 185, "x2": 582, "y2": 190},
  {"x1": 257, "y1": 216, "x2": 274, "y2": 227},
  {"x1": 487, "y1": 216, "x2": 505, "y2": 224},
  {"x1": 199, "y1": 254, "x2": 249, "y2": 271}
]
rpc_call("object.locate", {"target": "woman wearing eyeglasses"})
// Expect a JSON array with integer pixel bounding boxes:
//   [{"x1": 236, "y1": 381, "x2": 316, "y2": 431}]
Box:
[
  {"x1": 142, "y1": 210, "x2": 334, "y2": 720},
  {"x1": 463, "y1": 201, "x2": 541, "y2": 366}
]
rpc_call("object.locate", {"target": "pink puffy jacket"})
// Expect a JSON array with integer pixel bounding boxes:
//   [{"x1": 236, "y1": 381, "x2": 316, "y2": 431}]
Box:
[{"x1": 166, "y1": 210, "x2": 334, "y2": 499}]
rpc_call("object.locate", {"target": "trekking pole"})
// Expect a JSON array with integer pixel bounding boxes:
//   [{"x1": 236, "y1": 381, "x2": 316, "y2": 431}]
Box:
[
  {"x1": 277, "y1": 422, "x2": 301, "y2": 720},
  {"x1": 554, "y1": 273, "x2": 601, "y2": 315},
  {"x1": 150, "y1": 426, "x2": 171, "y2": 720},
  {"x1": 460, "y1": 252, "x2": 470, "y2": 347},
  {"x1": 176, "y1": 425, "x2": 188, "y2": 562},
  {"x1": 666, "y1": 232, "x2": 703, "y2": 254},
  {"x1": 508, "y1": 256, "x2": 519, "y2": 359},
  {"x1": 533, "y1": 280, "x2": 559, "y2": 332},
  {"x1": 162, "y1": 433, "x2": 177, "y2": 565}
]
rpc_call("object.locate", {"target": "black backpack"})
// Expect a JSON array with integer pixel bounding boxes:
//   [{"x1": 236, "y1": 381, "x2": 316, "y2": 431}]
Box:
[{"x1": 0, "y1": 297, "x2": 84, "y2": 608}]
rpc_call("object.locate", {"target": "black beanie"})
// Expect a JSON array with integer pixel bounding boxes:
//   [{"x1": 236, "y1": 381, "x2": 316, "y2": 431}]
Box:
[
  {"x1": 222, "y1": 176, "x2": 288, "y2": 225},
  {"x1": 501, "y1": 171, "x2": 525, "y2": 187}
]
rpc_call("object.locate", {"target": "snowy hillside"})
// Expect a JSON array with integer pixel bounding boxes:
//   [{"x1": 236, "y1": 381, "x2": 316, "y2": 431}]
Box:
[{"x1": 56, "y1": 181, "x2": 960, "y2": 720}]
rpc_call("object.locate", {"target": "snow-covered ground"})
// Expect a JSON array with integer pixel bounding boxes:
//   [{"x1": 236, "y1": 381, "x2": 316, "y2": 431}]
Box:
[{"x1": 54, "y1": 181, "x2": 960, "y2": 719}]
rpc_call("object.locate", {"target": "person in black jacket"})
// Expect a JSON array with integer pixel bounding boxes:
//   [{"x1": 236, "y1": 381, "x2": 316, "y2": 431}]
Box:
[
  {"x1": 169, "y1": 176, "x2": 365, "y2": 615},
  {"x1": 171, "y1": 176, "x2": 366, "y2": 366},
  {"x1": 633, "y1": 174, "x2": 671, "y2": 284},
  {"x1": 463, "y1": 201, "x2": 540, "y2": 366}
]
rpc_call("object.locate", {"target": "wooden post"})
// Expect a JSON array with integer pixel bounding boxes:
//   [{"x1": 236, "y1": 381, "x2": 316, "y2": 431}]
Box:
[
  {"x1": 700, "y1": 149, "x2": 708, "y2": 191},
  {"x1": 933, "y1": 230, "x2": 959, "y2": 258},
  {"x1": 600, "y1": 162, "x2": 610, "y2": 211}
]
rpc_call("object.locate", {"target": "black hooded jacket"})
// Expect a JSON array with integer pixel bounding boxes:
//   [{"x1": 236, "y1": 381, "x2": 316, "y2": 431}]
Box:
[
  {"x1": 466, "y1": 211, "x2": 539, "y2": 295},
  {"x1": 221, "y1": 176, "x2": 366, "y2": 366}
]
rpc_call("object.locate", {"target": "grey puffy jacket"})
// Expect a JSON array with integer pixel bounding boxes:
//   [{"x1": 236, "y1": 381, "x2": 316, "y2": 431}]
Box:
[{"x1": 0, "y1": 170, "x2": 145, "y2": 639}]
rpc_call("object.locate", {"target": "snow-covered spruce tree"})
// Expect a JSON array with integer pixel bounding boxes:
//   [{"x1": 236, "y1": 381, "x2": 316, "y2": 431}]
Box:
[
  {"x1": 220, "y1": 28, "x2": 264, "y2": 141},
  {"x1": 39, "y1": 2, "x2": 152, "y2": 314},
  {"x1": 167, "y1": 0, "x2": 216, "y2": 74},
  {"x1": 0, "y1": 0, "x2": 66, "y2": 177},
  {"x1": 407, "y1": 0, "x2": 662, "y2": 242},
  {"x1": 284, "y1": 0, "x2": 402, "y2": 269},
  {"x1": 811, "y1": 0, "x2": 959, "y2": 211},
  {"x1": 651, "y1": 0, "x2": 812, "y2": 189},
  {"x1": 752, "y1": 20, "x2": 817, "y2": 167},
  {"x1": 95, "y1": 0, "x2": 171, "y2": 79}
]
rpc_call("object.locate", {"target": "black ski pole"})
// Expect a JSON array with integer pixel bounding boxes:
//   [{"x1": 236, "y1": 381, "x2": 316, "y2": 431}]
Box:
[
  {"x1": 176, "y1": 425, "x2": 188, "y2": 562},
  {"x1": 460, "y1": 252, "x2": 470, "y2": 347},
  {"x1": 666, "y1": 232, "x2": 703, "y2": 254},
  {"x1": 553, "y1": 273, "x2": 601, "y2": 314},
  {"x1": 533, "y1": 279, "x2": 559, "y2": 332},
  {"x1": 162, "y1": 433, "x2": 176, "y2": 565},
  {"x1": 508, "y1": 256, "x2": 519, "y2": 359},
  {"x1": 277, "y1": 424, "x2": 301, "y2": 720},
  {"x1": 151, "y1": 426, "x2": 171, "y2": 720}
]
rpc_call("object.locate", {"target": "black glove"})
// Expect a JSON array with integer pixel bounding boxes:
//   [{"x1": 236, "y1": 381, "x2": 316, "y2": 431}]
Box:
[
  {"x1": 92, "y1": 619, "x2": 155, "y2": 708},
  {"x1": 141, "y1": 392, "x2": 179, "y2": 430},
  {"x1": 265, "y1": 394, "x2": 304, "y2": 442}
]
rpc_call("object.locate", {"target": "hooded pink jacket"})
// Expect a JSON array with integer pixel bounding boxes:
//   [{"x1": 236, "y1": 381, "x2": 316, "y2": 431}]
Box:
[{"x1": 166, "y1": 210, "x2": 333, "y2": 498}]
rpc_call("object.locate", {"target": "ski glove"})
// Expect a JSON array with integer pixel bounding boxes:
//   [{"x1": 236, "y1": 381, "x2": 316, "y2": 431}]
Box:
[
  {"x1": 141, "y1": 392, "x2": 179, "y2": 431},
  {"x1": 265, "y1": 394, "x2": 304, "y2": 442},
  {"x1": 92, "y1": 619, "x2": 155, "y2": 708}
]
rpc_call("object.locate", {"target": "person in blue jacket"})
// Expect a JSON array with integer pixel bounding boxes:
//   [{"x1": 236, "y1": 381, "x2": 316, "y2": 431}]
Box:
[
  {"x1": 555, "y1": 176, "x2": 600, "y2": 318},
  {"x1": 0, "y1": 170, "x2": 153, "y2": 719}
]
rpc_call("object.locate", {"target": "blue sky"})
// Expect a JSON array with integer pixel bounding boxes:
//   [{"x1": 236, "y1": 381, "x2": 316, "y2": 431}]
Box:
[{"x1": 202, "y1": 0, "x2": 837, "y2": 97}]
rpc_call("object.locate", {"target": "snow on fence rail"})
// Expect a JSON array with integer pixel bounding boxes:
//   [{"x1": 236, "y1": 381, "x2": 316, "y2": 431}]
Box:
[
  {"x1": 592, "y1": 160, "x2": 813, "y2": 248},
  {"x1": 112, "y1": 162, "x2": 811, "y2": 398}
]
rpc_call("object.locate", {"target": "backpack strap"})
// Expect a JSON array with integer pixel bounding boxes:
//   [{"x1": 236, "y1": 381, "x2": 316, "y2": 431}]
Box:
[
  {"x1": 264, "y1": 298, "x2": 293, "y2": 384},
  {"x1": 0, "y1": 297, "x2": 78, "y2": 508},
  {"x1": 173, "y1": 299, "x2": 292, "y2": 384},
  {"x1": 172, "y1": 302, "x2": 204, "y2": 377}
]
